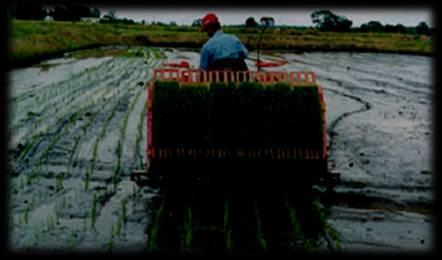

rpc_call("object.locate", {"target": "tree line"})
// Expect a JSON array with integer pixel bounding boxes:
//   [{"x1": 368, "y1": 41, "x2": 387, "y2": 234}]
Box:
[
  {"x1": 6, "y1": 3, "x2": 135, "y2": 24},
  {"x1": 7, "y1": 3, "x2": 100, "y2": 22},
  {"x1": 243, "y1": 10, "x2": 432, "y2": 36},
  {"x1": 7, "y1": 3, "x2": 433, "y2": 36}
]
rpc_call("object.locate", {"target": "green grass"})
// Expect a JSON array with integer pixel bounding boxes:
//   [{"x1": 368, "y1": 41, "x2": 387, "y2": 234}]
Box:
[{"x1": 8, "y1": 20, "x2": 433, "y2": 68}]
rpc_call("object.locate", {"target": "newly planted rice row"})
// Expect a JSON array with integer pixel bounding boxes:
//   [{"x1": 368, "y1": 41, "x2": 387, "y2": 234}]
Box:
[
  {"x1": 10, "y1": 57, "x2": 119, "y2": 130},
  {"x1": 9, "y1": 47, "x2": 164, "y2": 252},
  {"x1": 12, "y1": 57, "x2": 138, "y2": 142},
  {"x1": 83, "y1": 60, "x2": 151, "y2": 190}
]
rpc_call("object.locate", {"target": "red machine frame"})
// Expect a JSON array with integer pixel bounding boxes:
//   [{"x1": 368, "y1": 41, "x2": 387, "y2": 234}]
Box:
[{"x1": 147, "y1": 69, "x2": 327, "y2": 163}]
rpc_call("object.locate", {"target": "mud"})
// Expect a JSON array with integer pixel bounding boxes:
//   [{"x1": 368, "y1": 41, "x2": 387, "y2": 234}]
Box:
[{"x1": 7, "y1": 47, "x2": 433, "y2": 254}]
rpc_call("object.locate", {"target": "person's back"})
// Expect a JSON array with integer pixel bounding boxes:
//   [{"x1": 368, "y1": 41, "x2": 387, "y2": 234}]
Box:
[{"x1": 199, "y1": 13, "x2": 248, "y2": 72}]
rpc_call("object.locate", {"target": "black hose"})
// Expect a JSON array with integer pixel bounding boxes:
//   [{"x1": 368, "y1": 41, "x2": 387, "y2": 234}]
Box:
[{"x1": 256, "y1": 24, "x2": 269, "y2": 72}]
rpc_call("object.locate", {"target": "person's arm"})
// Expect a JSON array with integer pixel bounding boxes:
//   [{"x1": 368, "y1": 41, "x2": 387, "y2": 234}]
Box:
[
  {"x1": 199, "y1": 45, "x2": 210, "y2": 70},
  {"x1": 234, "y1": 36, "x2": 248, "y2": 59},
  {"x1": 240, "y1": 43, "x2": 248, "y2": 59}
]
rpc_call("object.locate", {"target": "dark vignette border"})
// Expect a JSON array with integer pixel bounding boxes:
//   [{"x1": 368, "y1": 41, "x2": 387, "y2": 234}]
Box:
[{"x1": 1, "y1": 0, "x2": 439, "y2": 257}]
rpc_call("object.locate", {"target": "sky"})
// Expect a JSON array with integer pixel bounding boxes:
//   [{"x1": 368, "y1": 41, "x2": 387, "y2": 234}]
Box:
[{"x1": 95, "y1": 6, "x2": 433, "y2": 27}]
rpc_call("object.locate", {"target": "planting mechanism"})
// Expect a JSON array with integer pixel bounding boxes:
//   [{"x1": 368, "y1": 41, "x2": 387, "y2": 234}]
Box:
[
  {"x1": 133, "y1": 19, "x2": 339, "y2": 189},
  {"x1": 132, "y1": 61, "x2": 339, "y2": 189}
]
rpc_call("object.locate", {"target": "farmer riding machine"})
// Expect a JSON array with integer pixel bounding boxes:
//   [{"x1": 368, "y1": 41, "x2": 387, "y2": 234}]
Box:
[
  {"x1": 135, "y1": 20, "x2": 340, "y2": 255},
  {"x1": 137, "y1": 20, "x2": 336, "y2": 193}
]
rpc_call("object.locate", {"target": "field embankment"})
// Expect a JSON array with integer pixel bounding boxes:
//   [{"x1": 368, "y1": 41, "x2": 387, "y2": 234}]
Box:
[{"x1": 8, "y1": 20, "x2": 433, "y2": 69}]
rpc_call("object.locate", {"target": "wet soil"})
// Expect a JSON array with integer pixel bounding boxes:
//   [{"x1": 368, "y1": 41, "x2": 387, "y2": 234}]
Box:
[{"x1": 7, "y1": 48, "x2": 433, "y2": 254}]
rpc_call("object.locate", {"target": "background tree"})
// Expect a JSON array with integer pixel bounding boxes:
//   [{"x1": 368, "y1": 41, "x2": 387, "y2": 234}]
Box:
[
  {"x1": 384, "y1": 24, "x2": 397, "y2": 33},
  {"x1": 311, "y1": 10, "x2": 353, "y2": 32},
  {"x1": 416, "y1": 21, "x2": 431, "y2": 35},
  {"x1": 14, "y1": 3, "x2": 47, "y2": 20},
  {"x1": 394, "y1": 23, "x2": 407, "y2": 34},
  {"x1": 50, "y1": 4, "x2": 98, "y2": 21},
  {"x1": 91, "y1": 7, "x2": 101, "y2": 18},
  {"x1": 360, "y1": 21, "x2": 384, "y2": 33},
  {"x1": 106, "y1": 10, "x2": 117, "y2": 21},
  {"x1": 191, "y1": 18, "x2": 202, "y2": 27},
  {"x1": 245, "y1": 17, "x2": 258, "y2": 27},
  {"x1": 260, "y1": 17, "x2": 275, "y2": 27}
]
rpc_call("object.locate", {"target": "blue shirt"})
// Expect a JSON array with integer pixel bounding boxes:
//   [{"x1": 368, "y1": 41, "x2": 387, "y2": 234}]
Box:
[{"x1": 199, "y1": 31, "x2": 248, "y2": 70}]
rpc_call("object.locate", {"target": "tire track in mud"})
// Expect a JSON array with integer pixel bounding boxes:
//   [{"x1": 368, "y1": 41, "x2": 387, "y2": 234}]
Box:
[
  {"x1": 319, "y1": 86, "x2": 429, "y2": 213},
  {"x1": 324, "y1": 102, "x2": 432, "y2": 217},
  {"x1": 285, "y1": 53, "x2": 431, "y2": 100},
  {"x1": 312, "y1": 57, "x2": 432, "y2": 222},
  {"x1": 323, "y1": 87, "x2": 372, "y2": 154}
]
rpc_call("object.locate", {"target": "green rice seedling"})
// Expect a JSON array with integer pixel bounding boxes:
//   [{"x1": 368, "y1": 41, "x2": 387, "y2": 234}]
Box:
[
  {"x1": 107, "y1": 235, "x2": 114, "y2": 253},
  {"x1": 311, "y1": 197, "x2": 341, "y2": 252},
  {"x1": 112, "y1": 141, "x2": 122, "y2": 192},
  {"x1": 67, "y1": 136, "x2": 81, "y2": 172},
  {"x1": 254, "y1": 203, "x2": 268, "y2": 253},
  {"x1": 23, "y1": 204, "x2": 30, "y2": 224},
  {"x1": 147, "y1": 196, "x2": 165, "y2": 252},
  {"x1": 225, "y1": 230, "x2": 233, "y2": 255},
  {"x1": 84, "y1": 136, "x2": 99, "y2": 191},
  {"x1": 82, "y1": 111, "x2": 99, "y2": 135},
  {"x1": 41, "y1": 122, "x2": 69, "y2": 164},
  {"x1": 152, "y1": 48, "x2": 166, "y2": 60},
  {"x1": 101, "y1": 100, "x2": 120, "y2": 139},
  {"x1": 91, "y1": 192, "x2": 97, "y2": 230},
  {"x1": 68, "y1": 112, "x2": 80, "y2": 125},
  {"x1": 83, "y1": 218, "x2": 87, "y2": 232},
  {"x1": 84, "y1": 170, "x2": 90, "y2": 191},
  {"x1": 56, "y1": 172, "x2": 64, "y2": 191},
  {"x1": 135, "y1": 101, "x2": 147, "y2": 169},
  {"x1": 55, "y1": 212, "x2": 60, "y2": 226},
  {"x1": 121, "y1": 198, "x2": 128, "y2": 224},
  {"x1": 114, "y1": 215, "x2": 123, "y2": 237},
  {"x1": 26, "y1": 169, "x2": 38, "y2": 186},
  {"x1": 20, "y1": 176, "x2": 25, "y2": 191},
  {"x1": 132, "y1": 184, "x2": 138, "y2": 199},
  {"x1": 67, "y1": 231, "x2": 77, "y2": 250},
  {"x1": 111, "y1": 222, "x2": 117, "y2": 237},
  {"x1": 181, "y1": 206, "x2": 193, "y2": 252},
  {"x1": 224, "y1": 199, "x2": 233, "y2": 255},
  {"x1": 17, "y1": 135, "x2": 39, "y2": 164},
  {"x1": 286, "y1": 199, "x2": 305, "y2": 245}
]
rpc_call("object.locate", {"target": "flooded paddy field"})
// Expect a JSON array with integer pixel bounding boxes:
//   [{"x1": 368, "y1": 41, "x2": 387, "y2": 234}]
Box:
[{"x1": 7, "y1": 47, "x2": 433, "y2": 254}]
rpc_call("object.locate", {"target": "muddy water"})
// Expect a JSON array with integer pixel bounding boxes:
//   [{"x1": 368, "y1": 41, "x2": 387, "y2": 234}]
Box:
[
  {"x1": 7, "y1": 48, "x2": 433, "y2": 253},
  {"x1": 268, "y1": 52, "x2": 433, "y2": 252}
]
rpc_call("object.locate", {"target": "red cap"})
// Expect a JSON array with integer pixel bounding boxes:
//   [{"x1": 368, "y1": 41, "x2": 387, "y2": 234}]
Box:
[{"x1": 200, "y1": 13, "x2": 219, "y2": 31}]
